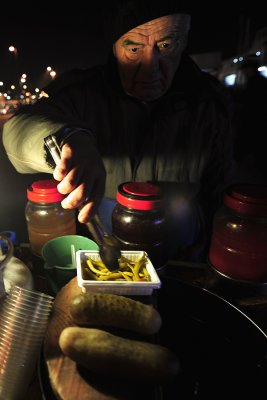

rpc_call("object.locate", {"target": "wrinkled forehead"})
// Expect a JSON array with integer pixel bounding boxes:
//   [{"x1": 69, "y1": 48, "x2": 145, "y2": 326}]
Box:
[{"x1": 123, "y1": 14, "x2": 191, "y2": 39}]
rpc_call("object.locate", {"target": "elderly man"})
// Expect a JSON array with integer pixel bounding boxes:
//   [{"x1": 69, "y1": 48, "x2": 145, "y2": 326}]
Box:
[{"x1": 2, "y1": 0, "x2": 235, "y2": 261}]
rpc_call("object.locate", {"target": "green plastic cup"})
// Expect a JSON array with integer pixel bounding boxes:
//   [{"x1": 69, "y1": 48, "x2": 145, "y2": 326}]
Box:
[{"x1": 42, "y1": 235, "x2": 98, "y2": 294}]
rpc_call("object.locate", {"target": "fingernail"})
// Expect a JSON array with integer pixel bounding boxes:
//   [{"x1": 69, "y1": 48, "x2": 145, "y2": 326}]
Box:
[
  {"x1": 78, "y1": 212, "x2": 86, "y2": 223},
  {"x1": 61, "y1": 200, "x2": 68, "y2": 208}
]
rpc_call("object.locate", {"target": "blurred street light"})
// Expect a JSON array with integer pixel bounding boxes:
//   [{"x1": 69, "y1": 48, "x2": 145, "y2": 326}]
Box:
[
  {"x1": 49, "y1": 70, "x2": 56, "y2": 79},
  {"x1": 8, "y1": 45, "x2": 18, "y2": 57},
  {"x1": 8, "y1": 45, "x2": 20, "y2": 93}
]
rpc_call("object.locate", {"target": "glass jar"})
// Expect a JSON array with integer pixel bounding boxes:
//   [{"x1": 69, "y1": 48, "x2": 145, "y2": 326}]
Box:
[
  {"x1": 112, "y1": 182, "x2": 167, "y2": 270},
  {"x1": 25, "y1": 179, "x2": 76, "y2": 256},
  {"x1": 209, "y1": 184, "x2": 267, "y2": 282}
]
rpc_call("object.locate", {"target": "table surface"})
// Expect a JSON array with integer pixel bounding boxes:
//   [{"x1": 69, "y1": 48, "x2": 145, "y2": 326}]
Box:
[{"x1": 14, "y1": 249, "x2": 267, "y2": 399}]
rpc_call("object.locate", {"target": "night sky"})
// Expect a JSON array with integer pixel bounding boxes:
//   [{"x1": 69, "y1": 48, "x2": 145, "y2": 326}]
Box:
[{"x1": 1, "y1": 7, "x2": 266, "y2": 89}]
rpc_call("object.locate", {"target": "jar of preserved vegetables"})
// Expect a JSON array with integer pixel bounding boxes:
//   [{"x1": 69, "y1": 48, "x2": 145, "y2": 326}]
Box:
[
  {"x1": 25, "y1": 179, "x2": 76, "y2": 256},
  {"x1": 209, "y1": 184, "x2": 267, "y2": 282},
  {"x1": 112, "y1": 182, "x2": 167, "y2": 270}
]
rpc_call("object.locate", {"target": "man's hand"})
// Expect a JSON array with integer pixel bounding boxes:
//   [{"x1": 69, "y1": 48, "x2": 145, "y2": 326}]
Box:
[{"x1": 53, "y1": 132, "x2": 106, "y2": 223}]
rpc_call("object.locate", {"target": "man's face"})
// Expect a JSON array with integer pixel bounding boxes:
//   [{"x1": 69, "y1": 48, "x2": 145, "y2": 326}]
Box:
[{"x1": 113, "y1": 14, "x2": 190, "y2": 102}]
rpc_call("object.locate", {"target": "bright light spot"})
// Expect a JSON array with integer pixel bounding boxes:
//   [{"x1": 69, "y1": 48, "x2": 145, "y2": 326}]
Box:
[
  {"x1": 50, "y1": 70, "x2": 56, "y2": 78},
  {"x1": 35, "y1": 88, "x2": 40, "y2": 93},
  {"x1": 31, "y1": 95, "x2": 36, "y2": 99},
  {"x1": 0, "y1": 81, "x2": 3, "y2": 86},
  {"x1": 233, "y1": 58, "x2": 238, "y2": 63},
  {"x1": 256, "y1": 51, "x2": 261, "y2": 56},
  {"x1": 10, "y1": 85, "x2": 15, "y2": 90},
  {"x1": 22, "y1": 85, "x2": 27, "y2": 89},
  {"x1": 238, "y1": 56, "x2": 244, "y2": 62},
  {"x1": 21, "y1": 74, "x2": 27, "y2": 79},
  {"x1": 8, "y1": 46, "x2": 15, "y2": 52},
  {"x1": 20, "y1": 78, "x2": 26, "y2": 83},
  {"x1": 228, "y1": 222, "x2": 241, "y2": 231},
  {"x1": 4, "y1": 93, "x2": 7, "y2": 97},
  {"x1": 40, "y1": 91, "x2": 49, "y2": 98},
  {"x1": 47, "y1": 66, "x2": 52, "y2": 71},
  {"x1": 258, "y1": 65, "x2": 267, "y2": 78},
  {"x1": 25, "y1": 92, "x2": 31, "y2": 96},
  {"x1": 6, "y1": 95, "x2": 11, "y2": 100},
  {"x1": 224, "y1": 74, "x2": 237, "y2": 86},
  {"x1": 20, "y1": 95, "x2": 24, "y2": 99}
]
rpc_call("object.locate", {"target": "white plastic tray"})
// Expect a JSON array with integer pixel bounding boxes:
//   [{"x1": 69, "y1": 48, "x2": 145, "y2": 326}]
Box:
[{"x1": 76, "y1": 250, "x2": 161, "y2": 296}]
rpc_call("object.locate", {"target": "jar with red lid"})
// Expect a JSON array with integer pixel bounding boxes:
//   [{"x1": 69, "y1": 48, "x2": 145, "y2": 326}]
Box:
[
  {"x1": 208, "y1": 184, "x2": 267, "y2": 282},
  {"x1": 112, "y1": 181, "x2": 167, "y2": 269},
  {"x1": 25, "y1": 179, "x2": 76, "y2": 256}
]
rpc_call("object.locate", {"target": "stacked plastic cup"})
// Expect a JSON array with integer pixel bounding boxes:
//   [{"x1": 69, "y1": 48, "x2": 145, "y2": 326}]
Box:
[{"x1": 0, "y1": 286, "x2": 54, "y2": 399}]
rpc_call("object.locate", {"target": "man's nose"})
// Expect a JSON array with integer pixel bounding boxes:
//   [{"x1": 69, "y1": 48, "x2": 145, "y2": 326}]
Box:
[{"x1": 140, "y1": 46, "x2": 160, "y2": 74}]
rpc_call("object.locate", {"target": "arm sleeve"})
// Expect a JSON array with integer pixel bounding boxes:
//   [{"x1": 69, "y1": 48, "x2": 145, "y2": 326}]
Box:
[
  {"x1": 2, "y1": 75, "x2": 96, "y2": 174},
  {"x1": 2, "y1": 113, "x2": 65, "y2": 173}
]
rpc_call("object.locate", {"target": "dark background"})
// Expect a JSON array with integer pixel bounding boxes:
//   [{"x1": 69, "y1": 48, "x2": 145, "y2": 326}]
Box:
[{"x1": 1, "y1": 8, "x2": 266, "y2": 88}]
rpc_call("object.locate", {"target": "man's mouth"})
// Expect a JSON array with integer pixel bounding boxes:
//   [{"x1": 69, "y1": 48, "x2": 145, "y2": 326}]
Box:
[{"x1": 136, "y1": 80, "x2": 160, "y2": 88}]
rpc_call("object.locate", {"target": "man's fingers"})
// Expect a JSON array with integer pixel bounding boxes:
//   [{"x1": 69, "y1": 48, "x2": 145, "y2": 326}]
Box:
[
  {"x1": 57, "y1": 166, "x2": 84, "y2": 195},
  {"x1": 77, "y1": 202, "x2": 95, "y2": 224},
  {"x1": 60, "y1": 182, "x2": 88, "y2": 209},
  {"x1": 51, "y1": 140, "x2": 106, "y2": 223},
  {"x1": 53, "y1": 164, "x2": 66, "y2": 181},
  {"x1": 53, "y1": 144, "x2": 73, "y2": 181}
]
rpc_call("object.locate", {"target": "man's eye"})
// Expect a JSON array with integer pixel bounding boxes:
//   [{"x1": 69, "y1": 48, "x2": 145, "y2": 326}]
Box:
[
  {"x1": 125, "y1": 46, "x2": 142, "y2": 58},
  {"x1": 158, "y1": 42, "x2": 171, "y2": 51}
]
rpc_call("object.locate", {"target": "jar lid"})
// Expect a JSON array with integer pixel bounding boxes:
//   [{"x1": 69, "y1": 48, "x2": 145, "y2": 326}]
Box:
[
  {"x1": 224, "y1": 184, "x2": 267, "y2": 216},
  {"x1": 116, "y1": 182, "x2": 163, "y2": 210},
  {"x1": 27, "y1": 179, "x2": 65, "y2": 203}
]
